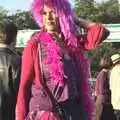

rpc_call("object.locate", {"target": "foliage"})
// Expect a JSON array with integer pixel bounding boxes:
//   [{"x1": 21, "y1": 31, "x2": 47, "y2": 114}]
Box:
[
  {"x1": 74, "y1": 0, "x2": 98, "y2": 20},
  {"x1": 74, "y1": 0, "x2": 120, "y2": 23},
  {"x1": 0, "y1": 7, "x2": 39, "y2": 30},
  {"x1": 7, "y1": 11, "x2": 39, "y2": 30},
  {"x1": 74, "y1": 0, "x2": 120, "y2": 76},
  {"x1": 87, "y1": 42, "x2": 120, "y2": 77},
  {"x1": 0, "y1": 7, "x2": 8, "y2": 20},
  {"x1": 1, "y1": 0, "x2": 120, "y2": 76}
]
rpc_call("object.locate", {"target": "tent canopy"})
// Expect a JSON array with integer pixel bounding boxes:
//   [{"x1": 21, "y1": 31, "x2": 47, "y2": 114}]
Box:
[
  {"x1": 104, "y1": 24, "x2": 120, "y2": 42},
  {"x1": 16, "y1": 30, "x2": 39, "y2": 47}
]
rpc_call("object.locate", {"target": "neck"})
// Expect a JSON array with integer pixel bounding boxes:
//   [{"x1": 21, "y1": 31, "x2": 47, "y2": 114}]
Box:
[
  {"x1": 47, "y1": 27, "x2": 61, "y2": 35},
  {"x1": 47, "y1": 31, "x2": 63, "y2": 42},
  {"x1": 47, "y1": 31, "x2": 60, "y2": 36}
]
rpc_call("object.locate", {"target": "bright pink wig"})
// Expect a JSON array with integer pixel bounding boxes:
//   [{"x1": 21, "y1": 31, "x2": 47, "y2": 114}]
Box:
[{"x1": 31, "y1": 0, "x2": 78, "y2": 46}]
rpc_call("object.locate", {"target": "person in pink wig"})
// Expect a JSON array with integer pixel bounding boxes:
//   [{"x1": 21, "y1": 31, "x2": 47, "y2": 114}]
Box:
[{"x1": 16, "y1": 0, "x2": 110, "y2": 120}]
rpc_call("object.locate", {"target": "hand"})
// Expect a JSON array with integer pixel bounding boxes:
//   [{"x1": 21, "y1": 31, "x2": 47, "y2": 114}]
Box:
[
  {"x1": 74, "y1": 17, "x2": 94, "y2": 28},
  {"x1": 74, "y1": 17, "x2": 84, "y2": 27}
]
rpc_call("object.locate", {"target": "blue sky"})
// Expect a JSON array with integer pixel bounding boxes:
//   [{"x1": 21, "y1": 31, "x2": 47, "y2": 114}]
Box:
[
  {"x1": 0, "y1": 0, "x2": 30, "y2": 11},
  {"x1": 0, "y1": 0, "x2": 102, "y2": 12}
]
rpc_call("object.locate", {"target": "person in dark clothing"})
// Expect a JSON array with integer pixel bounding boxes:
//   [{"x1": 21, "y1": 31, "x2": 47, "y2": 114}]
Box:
[
  {"x1": 94, "y1": 56, "x2": 115, "y2": 120},
  {"x1": 0, "y1": 19, "x2": 21, "y2": 120}
]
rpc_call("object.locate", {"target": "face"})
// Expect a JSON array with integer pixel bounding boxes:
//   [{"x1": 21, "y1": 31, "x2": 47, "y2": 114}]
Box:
[
  {"x1": 42, "y1": 5, "x2": 60, "y2": 33},
  {"x1": 99, "y1": 57, "x2": 109, "y2": 68}
]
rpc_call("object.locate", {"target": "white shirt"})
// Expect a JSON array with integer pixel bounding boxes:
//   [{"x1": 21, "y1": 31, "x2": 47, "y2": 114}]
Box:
[{"x1": 110, "y1": 64, "x2": 120, "y2": 110}]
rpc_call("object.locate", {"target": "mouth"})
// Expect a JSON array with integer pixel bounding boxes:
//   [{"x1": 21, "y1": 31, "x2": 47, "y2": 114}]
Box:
[{"x1": 47, "y1": 21, "x2": 55, "y2": 25}]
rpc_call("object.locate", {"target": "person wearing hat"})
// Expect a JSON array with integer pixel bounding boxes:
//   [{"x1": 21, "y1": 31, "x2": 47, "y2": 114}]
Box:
[{"x1": 110, "y1": 53, "x2": 120, "y2": 120}]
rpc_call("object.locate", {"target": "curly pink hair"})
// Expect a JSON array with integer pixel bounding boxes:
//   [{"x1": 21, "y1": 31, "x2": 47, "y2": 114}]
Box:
[{"x1": 31, "y1": 0, "x2": 78, "y2": 46}]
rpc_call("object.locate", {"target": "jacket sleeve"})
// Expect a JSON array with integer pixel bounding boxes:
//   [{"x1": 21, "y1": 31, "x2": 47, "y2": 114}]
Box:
[
  {"x1": 16, "y1": 38, "x2": 37, "y2": 120},
  {"x1": 79, "y1": 23, "x2": 110, "y2": 50},
  {"x1": 11, "y1": 55, "x2": 21, "y2": 99}
]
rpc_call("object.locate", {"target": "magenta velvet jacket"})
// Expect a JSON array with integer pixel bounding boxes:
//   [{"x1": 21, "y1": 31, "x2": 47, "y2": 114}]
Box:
[{"x1": 16, "y1": 24, "x2": 109, "y2": 120}]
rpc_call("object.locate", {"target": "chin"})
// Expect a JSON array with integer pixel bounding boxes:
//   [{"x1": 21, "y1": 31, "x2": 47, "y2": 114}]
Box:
[{"x1": 47, "y1": 28, "x2": 56, "y2": 32}]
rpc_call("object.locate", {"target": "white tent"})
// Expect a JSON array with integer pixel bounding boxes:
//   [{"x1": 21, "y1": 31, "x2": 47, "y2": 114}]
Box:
[
  {"x1": 16, "y1": 24, "x2": 120, "y2": 47},
  {"x1": 104, "y1": 24, "x2": 120, "y2": 42},
  {"x1": 16, "y1": 30, "x2": 39, "y2": 47}
]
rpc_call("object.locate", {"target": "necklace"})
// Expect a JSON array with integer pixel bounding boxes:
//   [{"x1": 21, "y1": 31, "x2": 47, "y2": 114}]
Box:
[
  {"x1": 64, "y1": 52, "x2": 71, "y2": 60},
  {"x1": 52, "y1": 33, "x2": 71, "y2": 60},
  {"x1": 62, "y1": 47, "x2": 71, "y2": 60}
]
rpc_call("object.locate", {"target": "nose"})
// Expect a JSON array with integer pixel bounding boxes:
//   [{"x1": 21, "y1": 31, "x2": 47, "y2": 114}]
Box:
[{"x1": 47, "y1": 12, "x2": 53, "y2": 20}]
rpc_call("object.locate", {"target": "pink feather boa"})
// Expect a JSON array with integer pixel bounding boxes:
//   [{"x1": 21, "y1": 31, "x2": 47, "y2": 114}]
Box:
[
  {"x1": 40, "y1": 32, "x2": 65, "y2": 86},
  {"x1": 39, "y1": 32, "x2": 94, "y2": 120}
]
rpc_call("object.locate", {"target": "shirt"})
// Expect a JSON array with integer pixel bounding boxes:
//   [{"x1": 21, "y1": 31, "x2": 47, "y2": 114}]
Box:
[{"x1": 110, "y1": 65, "x2": 120, "y2": 110}]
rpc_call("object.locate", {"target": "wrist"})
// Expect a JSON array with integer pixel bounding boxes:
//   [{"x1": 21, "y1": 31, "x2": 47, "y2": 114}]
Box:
[{"x1": 74, "y1": 17, "x2": 94, "y2": 29}]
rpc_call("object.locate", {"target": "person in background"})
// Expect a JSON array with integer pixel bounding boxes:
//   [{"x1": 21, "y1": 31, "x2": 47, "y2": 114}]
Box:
[
  {"x1": 0, "y1": 19, "x2": 21, "y2": 120},
  {"x1": 94, "y1": 55, "x2": 115, "y2": 120},
  {"x1": 16, "y1": 0, "x2": 110, "y2": 120},
  {"x1": 110, "y1": 53, "x2": 120, "y2": 120}
]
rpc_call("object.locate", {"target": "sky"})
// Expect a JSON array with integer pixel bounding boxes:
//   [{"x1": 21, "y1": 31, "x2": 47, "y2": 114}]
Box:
[
  {"x1": 0, "y1": 0, "x2": 30, "y2": 11},
  {"x1": 0, "y1": 0, "x2": 102, "y2": 12}
]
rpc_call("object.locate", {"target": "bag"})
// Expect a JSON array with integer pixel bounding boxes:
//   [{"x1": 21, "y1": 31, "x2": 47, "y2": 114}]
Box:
[
  {"x1": 53, "y1": 102, "x2": 70, "y2": 120},
  {"x1": 25, "y1": 110, "x2": 61, "y2": 120},
  {"x1": 38, "y1": 42, "x2": 70, "y2": 120}
]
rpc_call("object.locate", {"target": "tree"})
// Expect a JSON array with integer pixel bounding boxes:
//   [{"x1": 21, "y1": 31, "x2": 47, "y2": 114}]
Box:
[
  {"x1": 87, "y1": 42, "x2": 120, "y2": 77},
  {"x1": 74, "y1": 0, "x2": 120, "y2": 23},
  {"x1": 93, "y1": 0, "x2": 120, "y2": 23},
  {"x1": 0, "y1": 7, "x2": 8, "y2": 20},
  {"x1": 74, "y1": 0, "x2": 98, "y2": 20},
  {"x1": 74, "y1": 0, "x2": 120, "y2": 76},
  {"x1": 7, "y1": 10, "x2": 39, "y2": 30}
]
